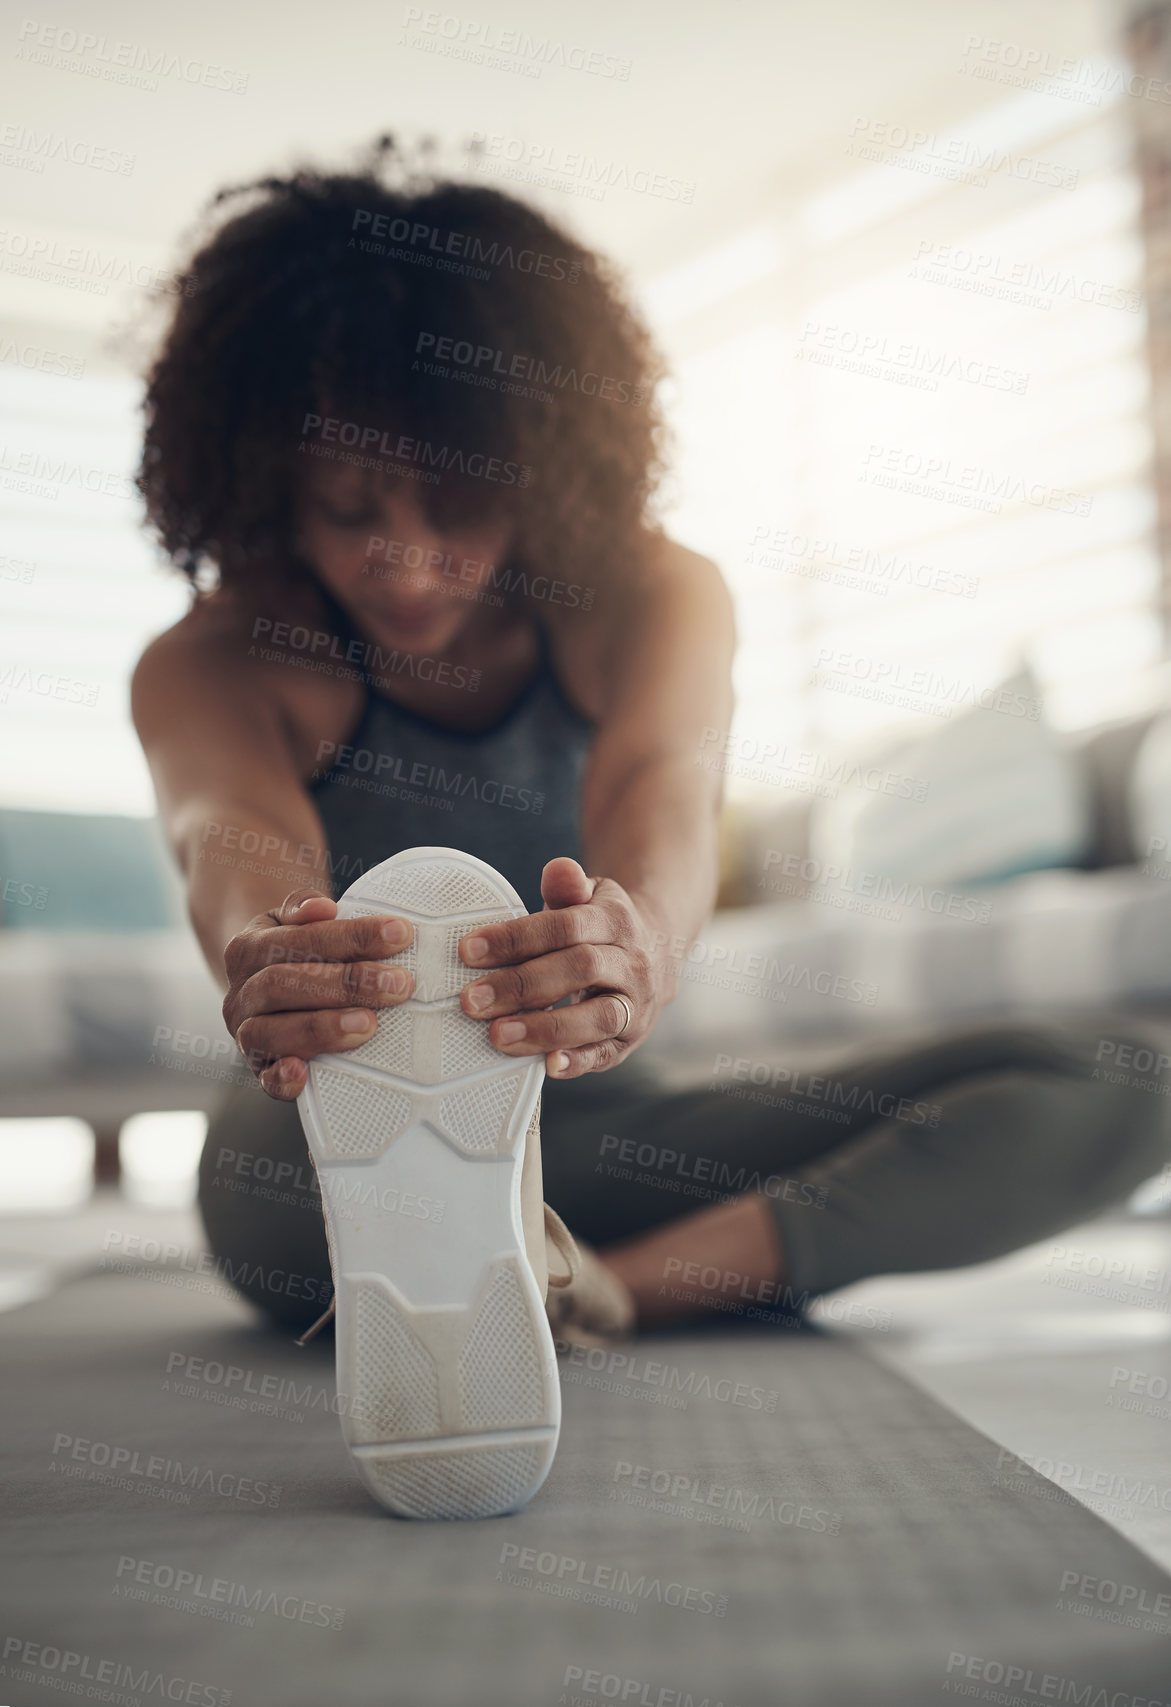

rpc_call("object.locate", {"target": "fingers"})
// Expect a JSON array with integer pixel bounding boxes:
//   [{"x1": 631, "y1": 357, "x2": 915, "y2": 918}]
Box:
[
  {"x1": 459, "y1": 901, "x2": 608, "y2": 970},
  {"x1": 265, "y1": 912, "x2": 414, "y2": 968},
  {"x1": 460, "y1": 943, "x2": 627, "y2": 1018},
  {"x1": 236, "y1": 1005, "x2": 382, "y2": 1077},
  {"x1": 235, "y1": 958, "x2": 411, "y2": 1020},
  {"x1": 545, "y1": 1039, "x2": 628, "y2": 1081},
  {"x1": 257, "y1": 1056, "x2": 308, "y2": 1102},
  {"x1": 223, "y1": 896, "x2": 417, "y2": 1103},
  {"x1": 275, "y1": 888, "x2": 338, "y2": 925},
  {"x1": 539, "y1": 857, "x2": 597, "y2": 911},
  {"x1": 483, "y1": 992, "x2": 635, "y2": 1060},
  {"x1": 225, "y1": 912, "x2": 414, "y2": 996}
]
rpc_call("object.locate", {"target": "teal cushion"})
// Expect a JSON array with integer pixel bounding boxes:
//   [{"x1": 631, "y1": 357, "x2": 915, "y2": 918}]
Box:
[{"x1": 0, "y1": 810, "x2": 183, "y2": 931}]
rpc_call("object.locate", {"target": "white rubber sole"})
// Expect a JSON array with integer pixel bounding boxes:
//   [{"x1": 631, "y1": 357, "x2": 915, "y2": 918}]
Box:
[{"x1": 296, "y1": 846, "x2": 558, "y2": 1520}]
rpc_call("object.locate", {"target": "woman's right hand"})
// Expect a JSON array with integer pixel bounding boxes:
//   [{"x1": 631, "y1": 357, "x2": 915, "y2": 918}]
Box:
[{"x1": 222, "y1": 887, "x2": 415, "y2": 1100}]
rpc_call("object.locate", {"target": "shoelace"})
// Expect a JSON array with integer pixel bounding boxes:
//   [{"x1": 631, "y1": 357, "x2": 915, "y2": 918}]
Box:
[
  {"x1": 294, "y1": 1202, "x2": 581, "y2": 1346},
  {"x1": 295, "y1": 1297, "x2": 335, "y2": 1347}
]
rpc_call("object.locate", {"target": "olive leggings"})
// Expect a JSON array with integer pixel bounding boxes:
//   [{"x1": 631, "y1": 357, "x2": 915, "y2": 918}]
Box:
[{"x1": 197, "y1": 1018, "x2": 1169, "y2": 1331}]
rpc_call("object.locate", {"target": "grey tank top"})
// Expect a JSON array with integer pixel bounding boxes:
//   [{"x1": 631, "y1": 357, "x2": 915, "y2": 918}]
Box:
[{"x1": 310, "y1": 625, "x2": 594, "y2": 914}]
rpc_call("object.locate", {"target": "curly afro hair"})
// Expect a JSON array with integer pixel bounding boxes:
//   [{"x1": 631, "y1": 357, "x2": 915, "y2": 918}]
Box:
[{"x1": 137, "y1": 136, "x2": 669, "y2": 600}]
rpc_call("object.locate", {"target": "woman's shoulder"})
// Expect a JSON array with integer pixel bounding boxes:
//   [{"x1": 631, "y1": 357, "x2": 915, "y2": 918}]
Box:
[
  {"x1": 132, "y1": 580, "x2": 360, "y2": 746},
  {"x1": 537, "y1": 532, "x2": 729, "y2": 718},
  {"x1": 140, "y1": 580, "x2": 329, "y2": 655}
]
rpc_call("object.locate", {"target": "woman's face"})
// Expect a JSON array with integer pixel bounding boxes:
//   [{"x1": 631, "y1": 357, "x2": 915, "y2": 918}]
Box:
[{"x1": 297, "y1": 462, "x2": 513, "y2": 655}]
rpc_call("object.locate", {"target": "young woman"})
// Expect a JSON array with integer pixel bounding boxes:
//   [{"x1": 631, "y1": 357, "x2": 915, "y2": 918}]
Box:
[{"x1": 135, "y1": 142, "x2": 1167, "y2": 1355}]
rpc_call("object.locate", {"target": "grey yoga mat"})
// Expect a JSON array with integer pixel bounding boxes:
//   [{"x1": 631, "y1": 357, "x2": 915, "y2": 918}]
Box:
[{"x1": 2, "y1": 1262, "x2": 1169, "y2": 1707}]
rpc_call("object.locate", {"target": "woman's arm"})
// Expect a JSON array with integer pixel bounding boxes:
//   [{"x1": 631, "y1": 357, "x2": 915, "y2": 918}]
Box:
[
  {"x1": 578, "y1": 543, "x2": 734, "y2": 952},
  {"x1": 132, "y1": 626, "x2": 333, "y2": 973},
  {"x1": 455, "y1": 543, "x2": 735, "y2": 1077},
  {"x1": 132, "y1": 623, "x2": 415, "y2": 1097}
]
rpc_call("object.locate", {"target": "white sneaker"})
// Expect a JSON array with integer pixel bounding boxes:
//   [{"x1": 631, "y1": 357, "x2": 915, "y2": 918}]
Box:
[{"x1": 297, "y1": 846, "x2": 561, "y2": 1520}]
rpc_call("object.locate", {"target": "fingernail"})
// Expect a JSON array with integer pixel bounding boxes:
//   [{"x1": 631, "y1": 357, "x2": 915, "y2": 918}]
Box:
[
  {"x1": 340, "y1": 1009, "x2": 375, "y2": 1033},
  {"x1": 496, "y1": 1020, "x2": 526, "y2": 1044},
  {"x1": 278, "y1": 1058, "x2": 301, "y2": 1081},
  {"x1": 462, "y1": 935, "x2": 489, "y2": 962},
  {"x1": 378, "y1": 968, "x2": 407, "y2": 995},
  {"x1": 549, "y1": 1052, "x2": 570, "y2": 1076},
  {"x1": 465, "y1": 981, "x2": 494, "y2": 1011},
  {"x1": 381, "y1": 918, "x2": 409, "y2": 947}
]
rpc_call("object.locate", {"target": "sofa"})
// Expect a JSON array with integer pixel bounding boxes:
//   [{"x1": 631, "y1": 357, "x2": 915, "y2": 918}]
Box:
[{"x1": 4, "y1": 710, "x2": 1171, "y2": 1139}]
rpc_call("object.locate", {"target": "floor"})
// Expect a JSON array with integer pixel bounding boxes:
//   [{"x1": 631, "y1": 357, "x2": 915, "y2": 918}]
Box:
[
  {"x1": 6, "y1": 1229, "x2": 1171, "y2": 1707},
  {"x1": 4, "y1": 1193, "x2": 1171, "y2": 1570}
]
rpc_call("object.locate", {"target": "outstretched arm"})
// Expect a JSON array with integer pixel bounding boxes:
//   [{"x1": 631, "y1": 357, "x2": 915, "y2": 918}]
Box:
[
  {"x1": 133, "y1": 623, "x2": 415, "y2": 1099},
  {"x1": 457, "y1": 543, "x2": 735, "y2": 1077}
]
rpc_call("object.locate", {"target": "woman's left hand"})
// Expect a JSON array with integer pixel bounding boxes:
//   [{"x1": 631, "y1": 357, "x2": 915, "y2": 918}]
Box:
[{"x1": 458, "y1": 856, "x2": 670, "y2": 1078}]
